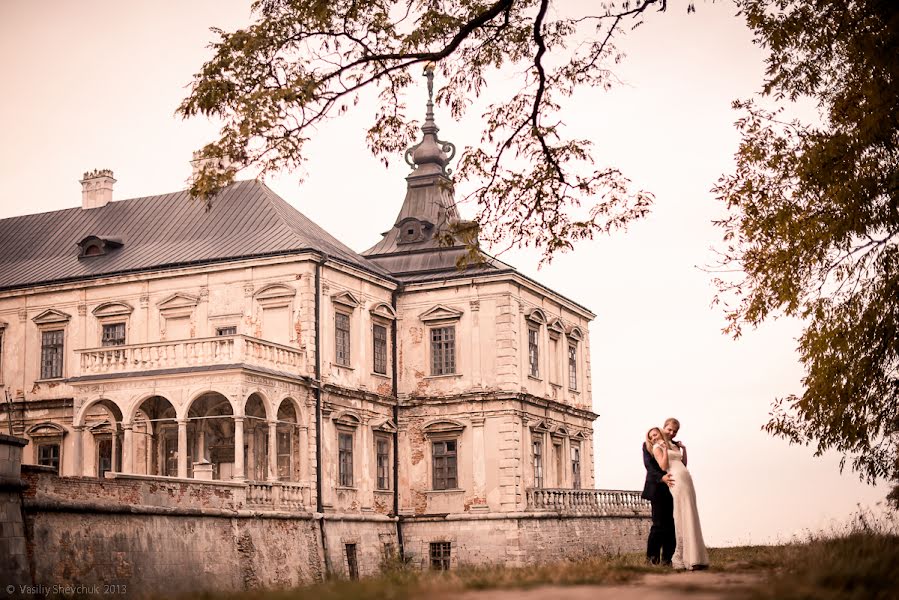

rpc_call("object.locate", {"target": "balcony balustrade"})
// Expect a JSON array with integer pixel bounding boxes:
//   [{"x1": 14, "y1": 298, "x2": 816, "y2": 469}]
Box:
[
  {"x1": 526, "y1": 488, "x2": 650, "y2": 516},
  {"x1": 247, "y1": 481, "x2": 311, "y2": 511},
  {"x1": 76, "y1": 335, "x2": 304, "y2": 377}
]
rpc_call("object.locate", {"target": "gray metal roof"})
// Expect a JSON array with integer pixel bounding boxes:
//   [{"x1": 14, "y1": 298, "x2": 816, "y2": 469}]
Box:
[{"x1": 0, "y1": 180, "x2": 392, "y2": 291}]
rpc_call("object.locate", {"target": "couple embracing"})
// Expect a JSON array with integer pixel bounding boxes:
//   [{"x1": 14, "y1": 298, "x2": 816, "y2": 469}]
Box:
[{"x1": 641, "y1": 418, "x2": 709, "y2": 570}]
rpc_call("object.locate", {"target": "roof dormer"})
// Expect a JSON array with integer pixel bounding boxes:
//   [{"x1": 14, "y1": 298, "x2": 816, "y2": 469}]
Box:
[{"x1": 77, "y1": 235, "x2": 123, "y2": 258}]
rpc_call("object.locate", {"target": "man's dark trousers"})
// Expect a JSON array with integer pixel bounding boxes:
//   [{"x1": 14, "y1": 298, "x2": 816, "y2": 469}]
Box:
[{"x1": 642, "y1": 445, "x2": 675, "y2": 564}]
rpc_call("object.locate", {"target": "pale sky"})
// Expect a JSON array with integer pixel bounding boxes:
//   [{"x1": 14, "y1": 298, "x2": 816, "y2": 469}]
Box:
[{"x1": 0, "y1": 0, "x2": 888, "y2": 546}]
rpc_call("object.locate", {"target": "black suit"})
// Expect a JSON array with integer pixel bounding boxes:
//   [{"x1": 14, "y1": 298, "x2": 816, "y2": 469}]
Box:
[{"x1": 642, "y1": 444, "x2": 675, "y2": 564}]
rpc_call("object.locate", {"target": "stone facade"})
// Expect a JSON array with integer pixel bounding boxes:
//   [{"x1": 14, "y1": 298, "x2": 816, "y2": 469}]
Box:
[{"x1": 0, "y1": 76, "x2": 649, "y2": 594}]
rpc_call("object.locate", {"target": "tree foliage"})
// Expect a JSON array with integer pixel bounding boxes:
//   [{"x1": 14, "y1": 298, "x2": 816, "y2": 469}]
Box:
[
  {"x1": 177, "y1": 0, "x2": 675, "y2": 260},
  {"x1": 713, "y1": 0, "x2": 899, "y2": 504}
]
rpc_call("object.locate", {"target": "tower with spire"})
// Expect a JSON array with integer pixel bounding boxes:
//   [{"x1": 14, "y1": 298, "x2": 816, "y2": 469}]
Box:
[{"x1": 363, "y1": 63, "x2": 511, "y2": 281}]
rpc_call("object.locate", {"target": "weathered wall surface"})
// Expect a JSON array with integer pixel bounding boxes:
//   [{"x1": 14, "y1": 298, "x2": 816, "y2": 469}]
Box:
[
  {"x1": 17, "y1": 466, "x2": 324, "y2": 597},
  {"x1": 320, "y1": 518, "x2": 398, "y2": 578},
  {"x1": 0, "y1": 435, "x2": 29, "y2": 588},
  {"x1": 403, "y1": 514, "x2": 650, "y2": 569}
]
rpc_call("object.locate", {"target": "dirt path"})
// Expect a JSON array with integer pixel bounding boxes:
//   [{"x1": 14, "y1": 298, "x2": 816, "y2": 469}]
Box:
[{"x1": 449, "y1": 571, "x2": 764, "y2": 600}]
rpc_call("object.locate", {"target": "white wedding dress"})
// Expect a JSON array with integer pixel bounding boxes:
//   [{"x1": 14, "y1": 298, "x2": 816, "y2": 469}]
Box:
[{"x1": 658, "y1": 443, "x2": 709, "y2": 569}]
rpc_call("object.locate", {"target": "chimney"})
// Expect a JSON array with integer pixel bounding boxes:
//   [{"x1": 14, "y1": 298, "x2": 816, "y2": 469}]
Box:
[
  {"x1": 80, "y1": 169, "x2": 116, "y2": 209},
  {"x1": 190, "y1": 151, "x2": 231, "y2": 178}
]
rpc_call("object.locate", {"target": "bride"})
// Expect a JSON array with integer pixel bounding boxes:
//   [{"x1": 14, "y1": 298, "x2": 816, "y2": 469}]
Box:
[{"x1": 649, "y1": 425, "x2": 709, "y2": 570}]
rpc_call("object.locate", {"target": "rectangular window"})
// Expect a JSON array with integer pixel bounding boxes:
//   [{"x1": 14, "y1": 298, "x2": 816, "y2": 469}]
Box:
[
  {"x1": 373, "y1": 324, "x2": 388, "y2": 375},
  {"x1": 376, "y1": 437, "x2": 390, "y2": 490},
  {"x1": 277, "y1": 429, "x2": 292, "y2": 480},
  {"x1": 345, "y1": 543, "x2": 359, "y2": 580},
  {"x1": 335, "y1": 312, "x2": 351, "y2": 366},
  {"x1": 338, "y1": 431, "x2": 354, "y2": 487},
  {"x1": 554, "y1": 442, "x2": 563, "y2": 486},
  {"x1": 216, "y1": 326, "x2": 237, "y2": 336},
  {"x1": 429, "y1": 542, "x2": 452, "y2": 570},
  {"x1": 430, "y1": 326, "x2": 456, "y2": 376},
  {"x1": 432, "y1": 439, "x2": 457, "y2": 490},
  {"x1": 37, "y1": 443, "x2": 60, "y2": 473},
  {"x1": 101, "y1": 322, "x2": 126, "y2": 346},
  {"x1": 571, "y1": 443, "x2": 581, "y2": 490},
  {"x1": 533, "y1": 439, "x2": 544, "y2": 488},
  {"x1": 40, "y1": 329, "x2": 64, "y2": 379},
  {"x1": 528, "y1": 327, "x2": 539, "y2": 378},
  {"x1": 568, "y1": 343, "x2": 578, "y2": 390}
]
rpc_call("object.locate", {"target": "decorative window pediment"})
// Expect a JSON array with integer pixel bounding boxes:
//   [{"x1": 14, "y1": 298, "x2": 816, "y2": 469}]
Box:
[
  {"x1": 32, "y1": 309, "x2": 71, "y2": 326},
  {"x1": 420, "y1": 304, "x2": 463, "y2": 324},
  {"x1": 553, "y1": 426, "x2": 570, "y2": 438},
  {"x1": 331, "y1": 290, "x2": 361, "y2": 309},
  {"x1": 92, "y1": 301, "x2": 134, "y2": 318},
  {"x1": 89, "y1": 420, "x2": 118, "y2": 435},
  {"x1": 254, "y1": 283, "x2": 296, "y2": 307},
  {"x1": 369, "y1": 302, "x2": 397, "y2": 321},
  {"x1": 572, "y1": 430, "x2": 588, "y2": 440},
  {"x1": 333, "y1": 411, "x2": 362, "y2": 427},
  {"x1": 530, "y1": 420, "x2": 552, "y2": 433},
  {"x1": 567, "y1": 326, "x2": 585, "y2": 341},
  {"x1": 423, "y1": 419, "x2": 465, "y2": 436},
  {"x1": 77, "y1": 235, "x2": 123, "y2": 258},
  {"x1": 27, "y1": 422, "x2": 67, "y2": 438},
  {"x1": 157, "y1": 293, "x2": 199, "y2": 312},
  {"x1": 547, "y1": 318, "x2": 565, "y2": 336},
  {"x1": 372, "y1": 418, "x2": 398, "y2": 433},
  {"x1": 525, "y1": 308, "x2": 548, "y2": 325}
]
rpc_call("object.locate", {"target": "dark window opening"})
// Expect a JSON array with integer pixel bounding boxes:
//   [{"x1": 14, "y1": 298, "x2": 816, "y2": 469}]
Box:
[
  {"x1": 335, "y1": 312, "x2": 351, "y2": 366},
  {"x1": 102, "y1": 322, "x2": 126, "y2": 346},
  {"x1": 40, "y1": 329, "x2": 64, "y2": 379},
  {"x1": 38, "y1": 443, "x2": 60, "y2": 473},
  {"x1": 430, "y1": 326, "x2": 456, "y2": 375},
  {"x1": 216, "y1": 326, "x2": 237, "y2": 336},
  {"x1": 430, "y1": 541, "x2": 451, "y2": 570},
  {"x1": 345, "y1": 543, "x2": 359, "y2": 580},
  {"x1": 338, "y1": 432, "x2": 354, "y2": 487},
  {"x1": 376, "y1": 437, "x2": 390, "y2": 490},
  {"x1": 432, "y1": 439, "x2": 457, "y2": 490},
  {"x1": 373, "y1": 324, "x2": 388, "y2": 374}
]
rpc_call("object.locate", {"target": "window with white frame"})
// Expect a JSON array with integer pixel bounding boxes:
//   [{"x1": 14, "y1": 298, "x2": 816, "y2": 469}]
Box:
[
  {"x1": 101, "y1": 322, "x2": 126, "y2": 346},
  {"x1": 568, "y1": 342, "x2": 578, "y2": 390},
  {"x1": 338, "y1": 431, "x2": 354, "y2": 486},
  {"x1": 533, "y1": 438, "x2": 544, "y2": 488},
  {"x1": 376, "y1": 436, "x2": 390, "y2": 490},
  {"x1": 40, "y1": 329, "x2": 64, "y2": 379},
  {"x1": 430, "y1": 326, "x2": 455, "y2": 375},
  {"x1": 528, "y1": 327, "x2": 539, "y2": 378},
  {"x1": 373, "y1": 323, "x2": 388, "y2": 375},
  {"x1": 37, "y1": 443, "x2": 60, "y2": 473},
  {"x1": 571, "y1": 442, "x2": 581, "y2": 489},
  {"x1": 432, "y1": 439, "x2": 458, "y2": 490},
  {"x1": 335, "y1": 312, "x2": 351, "y2": 366}
]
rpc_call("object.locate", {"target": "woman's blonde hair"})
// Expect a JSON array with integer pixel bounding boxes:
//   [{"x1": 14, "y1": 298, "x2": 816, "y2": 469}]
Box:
[{"x1": 645, "y1": 427, "x2": 663, "y2": 452}]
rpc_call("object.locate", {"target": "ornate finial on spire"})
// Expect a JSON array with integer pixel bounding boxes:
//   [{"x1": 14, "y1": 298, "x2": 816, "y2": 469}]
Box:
[{"x1": 404, "y1": 63, "x2": 456, "y2": 176}]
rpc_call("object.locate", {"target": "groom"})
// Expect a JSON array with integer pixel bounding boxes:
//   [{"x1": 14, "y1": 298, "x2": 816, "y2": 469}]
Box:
[{"x1": 642, "y1": 420, "x2": 676, "y2": 565}]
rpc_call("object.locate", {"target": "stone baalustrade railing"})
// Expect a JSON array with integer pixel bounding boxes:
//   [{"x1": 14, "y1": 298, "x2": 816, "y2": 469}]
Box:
[
  {"x1": 526, "y1": 488, "x2": 650, "y2": 516},
  {"x1": 247, "y1": 481, "x2": 311, "y2": 512},
  {"x1": 77, "y1": 334, "x2": 304, "y2": 377}
]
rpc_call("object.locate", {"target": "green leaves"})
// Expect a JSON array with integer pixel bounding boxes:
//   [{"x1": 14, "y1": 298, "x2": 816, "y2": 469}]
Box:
[
  {"x1": 717, "y1": 0, "x2": 899, "y2": 505},
  {"x1": 178, "y1": 0, "x2": 669, "y2": 261}
]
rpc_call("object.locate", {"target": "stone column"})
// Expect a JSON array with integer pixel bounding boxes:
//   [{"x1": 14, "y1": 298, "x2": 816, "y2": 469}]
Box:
[
  {"x1": 471, "y1": 416, "x2": 488, "y2": 510},
  {"x1": 72, "y1": 425, "x2": 84, "y2": 476},
  {"x1": 359, "y1": 418, "x2": 372, "y2": 508},
  {"x1": 297, "y1": 425, "x2": 308, "y2": 483},
  {"x1": 267, "y1": 420, "x2": 278, "y2": 481},
  {"x1": 122, "y1": 423, "x2": 134, "y2": 473},
  {"x1": 469, "y1": 300, "x2": 482, "y2": 386},
  {"x1": 143, "y1": 423, "x2": 152, "y2": 475},
  {"x1": 177, "y1": 419, "x2": 188, "y2": 478},
  {"x1": 111, "y1": 425, "x2": 119, "y2": 473},
  {"x1": 233, "y1": 417, "x2": 246, "y2": 480}
]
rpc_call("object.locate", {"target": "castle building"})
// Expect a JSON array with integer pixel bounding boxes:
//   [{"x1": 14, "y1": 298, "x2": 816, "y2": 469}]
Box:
[{"x1": 0, "y1": 75, "x2": 648, "y2": 590}]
